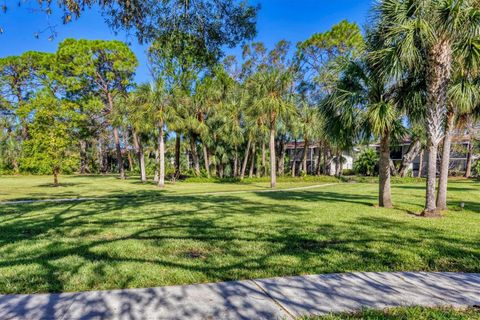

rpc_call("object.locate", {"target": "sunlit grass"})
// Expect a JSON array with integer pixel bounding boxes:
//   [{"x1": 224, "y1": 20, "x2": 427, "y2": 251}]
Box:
[{"x1": 305, "y1": 307, "x2": 480, "y2": 319}]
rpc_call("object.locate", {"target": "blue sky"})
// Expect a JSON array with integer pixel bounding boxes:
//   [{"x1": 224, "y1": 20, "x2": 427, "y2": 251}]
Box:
[{"x1": 0, "y1": 0, "x2": 372, "y2": 83}]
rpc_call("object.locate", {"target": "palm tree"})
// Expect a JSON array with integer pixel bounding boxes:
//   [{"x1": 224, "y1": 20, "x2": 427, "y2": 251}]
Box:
[
  {"x1": 297, "y1": 101, "x2": 324, "y2": 174},
  {"x1": 372, "y1": 0, "x2": 480, "y2": 214},
  {"x1": 462, "y1": 105, "x2": 480, "y2": 178},
  {"x1": 119, "y1": 91, "x2": 149, "y2": 183},
  {"x1": 249, "y1": 68, "x2": 294, "y2": 188},
  {"x1": 136, "y1": 81, "x2": 173, "y2": 188},
  {"x1": 322, "y1": 56, "x2": 402, "y2": 207},
  {"x1": 436, "y1": 72, "x2": 480, "y2": 209}
]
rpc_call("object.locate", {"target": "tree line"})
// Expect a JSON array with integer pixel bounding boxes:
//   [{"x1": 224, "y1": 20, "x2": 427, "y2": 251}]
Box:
[{"x1": 1, "y1": 0, "x2": 480, "y2": 215}]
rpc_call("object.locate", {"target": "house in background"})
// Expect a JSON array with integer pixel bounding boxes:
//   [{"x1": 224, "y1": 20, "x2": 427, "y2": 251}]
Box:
[
  {"x1": 286, "y1": 129, "x2": 478, "y2": 176},
  {"x1": 372, "y1": 130, "x2": 478, "y2": 177},
  {"x1": 285, "y1": 141, "x2": 354, "y2": 175}
]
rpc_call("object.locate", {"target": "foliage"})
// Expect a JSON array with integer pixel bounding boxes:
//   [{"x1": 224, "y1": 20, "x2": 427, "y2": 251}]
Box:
[
  {"x1": 473, "y1": 160, "x2": 480, "y2": 177},
  {"x1": 354, "y1": 148, "x2": 379, "y2": 176},
  {"x1": 19, "y1": 91, "x2": 81, "y2": 180},
  {"x1": 3, "y1": 0, "x2": 258, "y2": 55}
]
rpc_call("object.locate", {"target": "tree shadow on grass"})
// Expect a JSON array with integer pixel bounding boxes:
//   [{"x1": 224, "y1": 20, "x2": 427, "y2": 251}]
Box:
[
  {"x1": 252, "y1": 189, "x2": 377, "y2": 207},
  {"x1": 0, "y1": 188, "x2": 479, "y2": 318}
]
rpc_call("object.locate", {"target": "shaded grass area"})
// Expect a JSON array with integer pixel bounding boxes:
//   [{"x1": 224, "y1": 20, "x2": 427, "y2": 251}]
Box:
[
  {"x1": 306, "y1": 307, "x2": 480, "y2": 319},
  {"x1": 0, "y1": 177, "x2": 478, "y2": 294}
]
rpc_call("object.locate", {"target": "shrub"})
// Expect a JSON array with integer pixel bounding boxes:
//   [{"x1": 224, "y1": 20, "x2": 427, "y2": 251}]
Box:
[
  {"x1": 473, "y1": 160, "x2": 480, "y2": 177},
  {"x1": 354, "y1": 148, "x2": 379, "y2": 176}
]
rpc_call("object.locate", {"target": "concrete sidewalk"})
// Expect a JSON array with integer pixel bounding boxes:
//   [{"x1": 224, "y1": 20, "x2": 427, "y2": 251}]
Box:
[{"x1": 0, "y1": 272, "x2": 479, "y2": 319}]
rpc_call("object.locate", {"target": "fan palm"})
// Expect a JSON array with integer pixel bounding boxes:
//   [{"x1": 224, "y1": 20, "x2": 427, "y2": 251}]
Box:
[
  {"x1": 322, "y1": 56, "x2": 404, "y2": 207},
  {"x1": 135, "y1": 81, "x2": 174, "y2": 188},
  {"x1": 249, "y1": 68, "x2": 295, "y2": 188},
  {"x1": 371, "y1": 0, "x2": 480, "y2": 214}
]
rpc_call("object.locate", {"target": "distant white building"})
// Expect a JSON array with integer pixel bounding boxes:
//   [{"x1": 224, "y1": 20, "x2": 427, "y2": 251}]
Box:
[
  {"x1": 286, "y1": 129, "x2": 478, "y2": 176},
  {"x1": 285, "y1": 141, "x2": 354, "y2": 176}
]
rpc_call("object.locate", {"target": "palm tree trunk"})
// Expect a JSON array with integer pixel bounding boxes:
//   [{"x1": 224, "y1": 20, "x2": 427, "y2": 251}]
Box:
[
  {"x1": 425, "y1": 142, "x2": 439, "y2": 213},
  {"x1": 240, "y1": 138, "x2": 251, "y2": 180},
  {"x1": 323, "y1": 146, "x2": 329, "y2": 175},
  {"x1": 154, "y1": 148, "x2": 159, "y2": 183},
  {"x1": 291, "y1": 139, "x2": 297, "y2": 177},
  {"x1": 315, "y1": 142, "x2": 322, "y2": 175},
  {"x1": 123, "y1": 129, "x2": 133, "y2": 172},
  {"x1": 233, "y1": 148, "x2": 239, "y2": 177},
  {"x1": 417, "y1": 150, "x2": 424, "y2": 177},
  {"x1": 335, "y1": 149, "x2": 341, "y2": 177},
  {"x1": 107, "y1": 91, "x2": 125, "y2": 179},
  {"x1": 133, "y1": 130, "x2": 147, "y2": 183},
  {"x1": 158, "y1": 124, "x2": 165, "y2": 188},
  {"x1": 278, "y1": 141, "x2": 286, "y2": 175},
  {"x1": 302, "y1": 140, "x2": 308, "y2": 174},
  {"x1": 174, "y1": 135, "x2": 181, "y2": 178},
  {"x1": 423, "y1": 39, "x2": 452, "y2": 215},
  {"x1": 379, "y1": 131, "x2": 393, "y2": 208},
  {"x1": 269, "y1": 126, "x2": 276, "y2": 188},
  {"x1": 464, "y1": 139, "x2": 473, "y2": 178},
  {"x1": 113, "y1": 127, "x2": 125, "y2": 179},
  {"x1": 202, "y1": 144, "x2": 210, "y2": 178},
  {"x1": 261, "y1": 143, "x2": 266, "y2": 177},
  {"x1": 189, "y1": 136, "x2": 200, "y2": 176},
  {"x1": 249, "y1": 142, "x2": 256, "y2": 178},
  {"x1": 436, "y1": 111, "x2": 454, "y2": 210}
]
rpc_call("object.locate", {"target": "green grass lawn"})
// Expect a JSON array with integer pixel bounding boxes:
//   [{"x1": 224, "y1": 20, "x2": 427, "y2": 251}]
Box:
[
  {"x1": 0, "y1": 175, "x2": 479, "y2": 294},
  {"x1": 0, "y1": 174, "x2": 339, "y2": 201},
  {"x1": 305, "y1": 307, "x2": 480, "y2": 319}
]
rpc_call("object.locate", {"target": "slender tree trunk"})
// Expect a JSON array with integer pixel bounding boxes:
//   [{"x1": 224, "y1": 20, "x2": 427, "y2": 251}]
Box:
[
  {"x1": 335, "y1": 149, "x2": 341, "y2": 177},
  {"x1": 107, "y1": 92, "x2": 125, "y2": 179},
  {"x1": 278, "y1": 141, "x2": 286, "y2": 176},
  {"x1": 423, "y1": 39, "x2": 452, "y2": 215},
  {"x1": 417, "y1": 150, "x2": 424, "y2": 178},
  {"x1": 249, "y1": 142, "x2": 256, "y2": 178},
  {"x1": 97, "y1": 139, "x2": 104, "y2": 173},
  {"x1": 464, "y1": 139, "x2": 473, "y2": 178},
  {"x1": 425, "y1": 142, "x2": 439, "y2": 213},
  {"x1": 79, "y1": 139, "x2": 87, "y2": 174},
  {"x1": 12, "y1": 158, "x2": 19, "y2": 175},
  {"x1": 133, "y1": 130, "x2": 147, "y2": 183},
  {"x1": 301, "y1": 140, "x2": 308, "y2": 174},
  {"x1": 202, "y1": 144, "x2": 210, "y2": 178},
  {"x1": 436, "y1": 111, "x2": 455, "y2": 210},
  {"x1": 174, "y1": 135, "x2": 181, "y2": 178},
  {"x1": 323, "y1": 146, "x2": 329, "y2": 175},
  {"x1": 240, "y1": 139, "x2": 251, "y2": 180},
  {"x1": 233, "y1": 148, "x2": 239, "y2": 177},
  {"x1": 154, "y1": 148, "x2": 159, "y2": 183},
  {"x1": 113, "y1": 127, "x2": 125, "y2": 179},
  {"x1": 315, "y1": 142, "x2": 322, "y2": 175},
  {"x1": 218, "y1": 163, "x2": 224, "y2": 178},
  {"x1": 158, "y1": 123, "x2": 165, "y2": 188},
  {"x1": 261, "y1": 143, "x2": 266, "y2": 177},
  {"x1": 269, "y1": 126, "x2": 277, "y2": 188},
  {"x1": 123, "y1": 129, "x2": 133, "y2": 172},
  {"x1": 399, "y1": 140, "x2": 421, "y2": 177},
  {"x1": 53, "y1": 166, "x2": 59, "y2": 186},
  {"x1": 379, "y1": 131, "x2": 393, "y2": 208},
  {"x1": 190, "y1": 136, "x2": 200, "y2": 176},
  {"x1": 291, "y1": 139, "x2": 297, "y2": 177}
]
